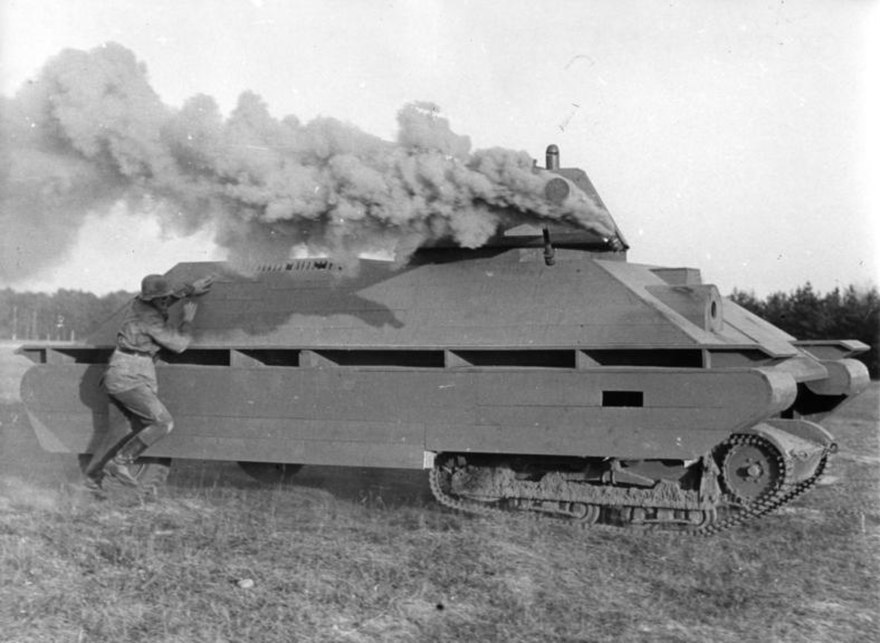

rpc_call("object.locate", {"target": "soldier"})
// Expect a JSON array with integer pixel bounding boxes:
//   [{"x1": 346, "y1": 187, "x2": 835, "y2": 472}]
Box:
[{"x1": 84, "y1": 273, "x2": 213, "y2": 492}]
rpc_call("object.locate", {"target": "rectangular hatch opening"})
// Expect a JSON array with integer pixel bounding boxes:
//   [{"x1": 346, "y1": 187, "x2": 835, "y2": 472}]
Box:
[{"x1": 602, "y1": 390, "x2": 644, "y2": 407}]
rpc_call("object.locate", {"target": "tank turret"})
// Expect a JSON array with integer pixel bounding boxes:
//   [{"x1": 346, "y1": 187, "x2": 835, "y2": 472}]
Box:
[{"x1": 18, "y1": 144, "x2": 869, "y2": 534}]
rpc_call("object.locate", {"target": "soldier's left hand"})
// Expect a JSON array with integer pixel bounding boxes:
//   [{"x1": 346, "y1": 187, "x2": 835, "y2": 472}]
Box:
[{"x1": 182, "y1": 301, "x2": 198, "y2": 323}]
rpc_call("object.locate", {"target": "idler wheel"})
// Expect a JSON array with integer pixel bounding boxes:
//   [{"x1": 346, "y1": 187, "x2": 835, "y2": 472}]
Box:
[{"x1": 720, "y1": 437, "x2": 785, "y2": 504}]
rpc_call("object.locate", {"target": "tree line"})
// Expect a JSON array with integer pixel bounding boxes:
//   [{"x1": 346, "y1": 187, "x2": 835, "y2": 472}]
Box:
[
  {"x1": 1, "y1": 283, "x2": 876, "y2": 378},
  {"x1": 0, "y1": 289, "x2": 134, "y2": 342},
  {"x1": 730, "y1": 283, "x2": 878, "y2": 379}
]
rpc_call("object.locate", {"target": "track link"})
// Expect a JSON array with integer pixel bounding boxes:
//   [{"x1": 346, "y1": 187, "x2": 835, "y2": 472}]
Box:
[{"x1": 428, "y1": 435, "x2": 834, "y2": 536}]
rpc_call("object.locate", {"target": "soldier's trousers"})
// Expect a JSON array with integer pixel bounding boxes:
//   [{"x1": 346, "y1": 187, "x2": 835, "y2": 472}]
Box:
[{"x1": 85, "y1": 385, "x2": 175, "y2": 476}]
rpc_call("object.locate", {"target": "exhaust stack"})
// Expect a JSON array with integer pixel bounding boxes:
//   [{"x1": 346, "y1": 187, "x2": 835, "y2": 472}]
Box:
[{"x1": 546, "y1": 144, "x2": 560, "y2": 170}]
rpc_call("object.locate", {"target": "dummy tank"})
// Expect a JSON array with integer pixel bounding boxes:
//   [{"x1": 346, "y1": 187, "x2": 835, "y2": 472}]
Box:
[{"x1": 19, "y1": 145, "x2": 870, "y2": 534}]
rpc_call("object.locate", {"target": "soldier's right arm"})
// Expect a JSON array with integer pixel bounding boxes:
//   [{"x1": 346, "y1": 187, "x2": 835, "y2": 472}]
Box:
[
  {"x1": 145, "y1": 306, "x2": 196, "y2": 354},
  {"x1": 147, "y1": 324, "x2": 191, "y2": 354}
]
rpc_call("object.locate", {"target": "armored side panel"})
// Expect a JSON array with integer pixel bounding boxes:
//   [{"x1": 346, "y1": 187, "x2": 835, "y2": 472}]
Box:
[{"x1": 19, "y1": 246, "x2": 867, "y2": 468}]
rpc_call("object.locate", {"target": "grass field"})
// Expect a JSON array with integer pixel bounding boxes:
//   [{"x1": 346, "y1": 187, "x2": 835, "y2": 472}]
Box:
[{"x1": 0, "y1": 352, "x2": 877, "y2": 641}]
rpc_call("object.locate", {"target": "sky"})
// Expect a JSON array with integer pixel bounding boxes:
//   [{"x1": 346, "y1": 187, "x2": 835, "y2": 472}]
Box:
[{"x1": 0, "y1": 0, "x2": 877, "y2": 296}]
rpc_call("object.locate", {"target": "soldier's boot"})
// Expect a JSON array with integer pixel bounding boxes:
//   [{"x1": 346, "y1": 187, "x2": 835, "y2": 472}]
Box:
[
  {"x1": 82, "y1": 472, "x2": 107, "y2": 499},
  {"x1": 104, "y1": 455, "x2": 139, "y2": 487},
  {"x1": 104, "y1": 436, "x2": 149, "y2": 488}
]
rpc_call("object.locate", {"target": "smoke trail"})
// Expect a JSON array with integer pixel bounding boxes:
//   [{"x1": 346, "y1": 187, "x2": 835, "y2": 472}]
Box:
[{"x1": 0, "y1": 43, "x2": 618, "y2": 281}]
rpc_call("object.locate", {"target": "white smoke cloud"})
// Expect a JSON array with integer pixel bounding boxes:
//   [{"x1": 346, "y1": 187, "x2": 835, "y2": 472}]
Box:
[{"x1": 0, "y1": 43, "x2": 617, "y2": 282}]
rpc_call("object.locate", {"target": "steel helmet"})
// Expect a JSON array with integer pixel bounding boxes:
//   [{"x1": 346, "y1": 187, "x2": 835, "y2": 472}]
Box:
[{"x1": 140, "y1": 274, "x2": 175, "y2": 301}]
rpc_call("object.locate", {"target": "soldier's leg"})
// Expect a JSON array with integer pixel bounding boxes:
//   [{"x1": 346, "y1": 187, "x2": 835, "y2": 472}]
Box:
[
  {"x1": 98, "y1": 386, "x2": 175, "y2": 487},
  {"x1": 84, "y1": 398, "x2": 143, "y2": 479}
]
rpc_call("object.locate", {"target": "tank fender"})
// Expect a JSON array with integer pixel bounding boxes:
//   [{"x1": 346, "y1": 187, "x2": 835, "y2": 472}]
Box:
[
  {"x1": 738, "y1": 419, "x2": 834, "y2": 484},
  {"x1": 763, "y1": 418, "x2": 836, "y2": 451},
  {"x1": 804, "y1": 358, "x2": 869, "y2": 397}
]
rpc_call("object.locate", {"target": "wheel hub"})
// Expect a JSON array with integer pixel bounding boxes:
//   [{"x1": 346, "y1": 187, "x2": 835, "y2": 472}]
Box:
[{"x1": 721, "y1": 438, "x2": 784, "y2": 504}]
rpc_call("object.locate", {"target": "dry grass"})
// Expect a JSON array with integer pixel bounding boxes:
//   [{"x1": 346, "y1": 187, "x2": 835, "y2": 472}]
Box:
[{"x1": 0, "y1": 383, "x2": 877, "y2": 642}]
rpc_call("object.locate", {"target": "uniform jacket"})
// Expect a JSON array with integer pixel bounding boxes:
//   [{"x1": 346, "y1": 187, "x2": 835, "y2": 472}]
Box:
[{"x1": 103, "y1": 297, "x2": 192, "y2": 395}]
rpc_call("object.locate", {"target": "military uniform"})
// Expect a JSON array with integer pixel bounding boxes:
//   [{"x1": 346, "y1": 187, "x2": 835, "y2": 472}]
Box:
[{"x1": 85, "y1": 274, "x2": 210, "y2": 490}]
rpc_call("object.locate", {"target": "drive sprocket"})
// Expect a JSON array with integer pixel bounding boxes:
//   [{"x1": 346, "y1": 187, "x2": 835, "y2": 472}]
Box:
[{"x1": 719, "y1": 435, "x2": 786, "y2": 505}]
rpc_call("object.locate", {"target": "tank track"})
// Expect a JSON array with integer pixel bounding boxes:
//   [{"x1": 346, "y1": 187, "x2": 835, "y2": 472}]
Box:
[
  {"x1": 428, "y1": 433, "x2": 834, "y2": 536},
  {"x1": 694, "y1": 434, "x2": 830, "y2": 536}
]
